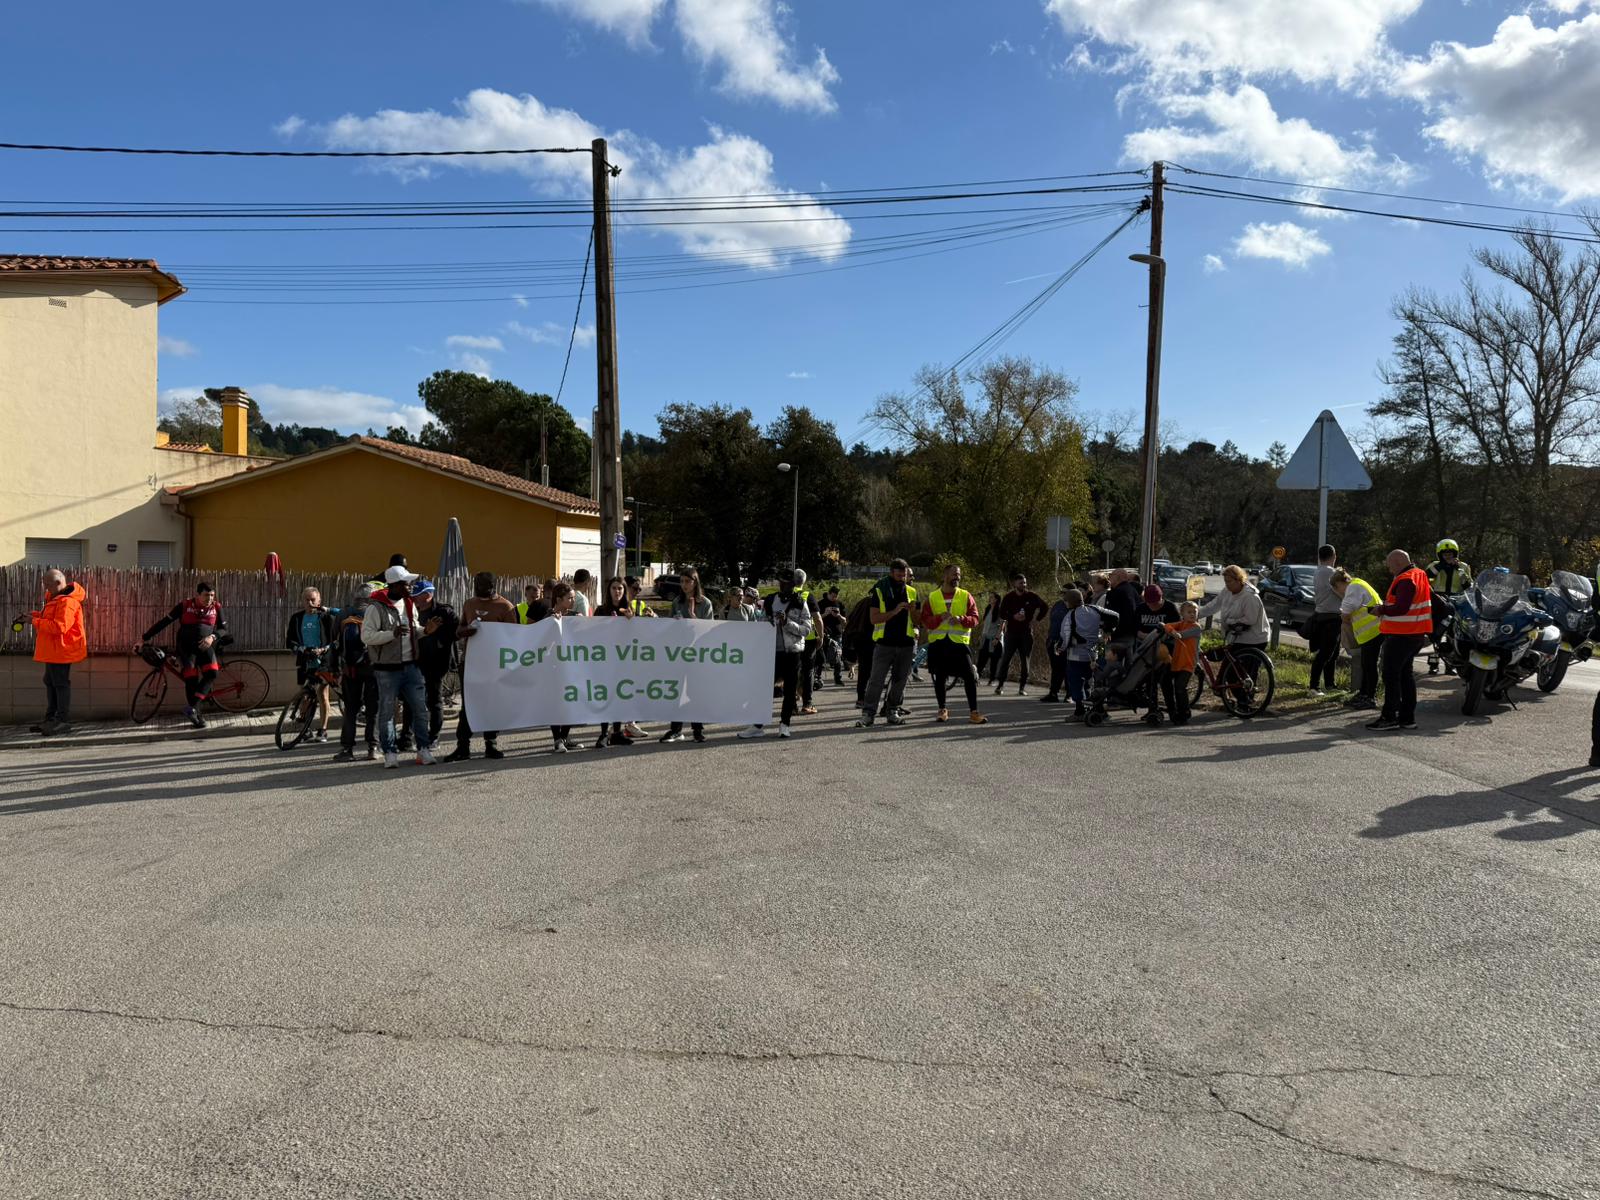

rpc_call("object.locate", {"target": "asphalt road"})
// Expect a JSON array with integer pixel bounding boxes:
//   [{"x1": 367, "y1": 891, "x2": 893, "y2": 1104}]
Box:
[{"x1": 2, "y1": 667, "x2": 1598, "y2": 1199}]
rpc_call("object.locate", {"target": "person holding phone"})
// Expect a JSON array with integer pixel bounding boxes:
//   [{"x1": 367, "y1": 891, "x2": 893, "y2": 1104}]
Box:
[{"x1": 856, "y1": 558, "x2": 918, "y2": 728}]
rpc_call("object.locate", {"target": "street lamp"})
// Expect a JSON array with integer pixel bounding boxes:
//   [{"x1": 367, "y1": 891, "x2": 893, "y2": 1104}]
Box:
[
  {"x1": 776, "y1": 462, "x2": 799, "y2": 569},
  {"x1": 1129, "y1": 252, "x2": 1166, "y2": 583}
]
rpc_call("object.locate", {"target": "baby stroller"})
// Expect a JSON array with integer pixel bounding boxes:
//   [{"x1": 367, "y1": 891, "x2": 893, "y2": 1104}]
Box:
[{"x1": 1083, "y1": 627, "x2": 1171, "y2": 727}]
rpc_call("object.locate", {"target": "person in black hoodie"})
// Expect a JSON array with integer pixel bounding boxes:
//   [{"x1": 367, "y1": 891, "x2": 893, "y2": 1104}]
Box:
[
  {"x1": 285, "y1": 586, "x2": 337, "y2": 742},
  {"x1": 332, "y1": 584, "x2": 380, "y2": 762},
  {"x1": 1104, "y1": 569, "x2": 1144, "y2": 650},
  {"x1": 410, "y1": 578, "x2": 459, "y2": 751}
]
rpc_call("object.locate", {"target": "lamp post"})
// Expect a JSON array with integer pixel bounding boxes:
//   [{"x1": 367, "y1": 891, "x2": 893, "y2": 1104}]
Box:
[
  {"x1": 776, "y1": 462, "x2": 799, "y2": 569},
  {"x1": 1129, "y1": 252, "x2": 1166, "y2": 583},
  {"x1": 624, "y1": 495, "x2": 644, "y2": 576}
]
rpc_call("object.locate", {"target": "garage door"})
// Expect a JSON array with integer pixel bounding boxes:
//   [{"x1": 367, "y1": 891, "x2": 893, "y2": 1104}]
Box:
[
  {"x1": 557, "y1": 526, "x2": 601, "y2": 580},
  {"x1": 22, "y1": 538, "x2": 84, "y2": 567}
]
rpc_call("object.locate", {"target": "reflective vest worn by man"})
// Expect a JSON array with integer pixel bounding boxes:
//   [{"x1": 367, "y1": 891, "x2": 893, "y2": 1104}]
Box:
[
  {"x1": 871, "y1": 581, "x2": 919, "y2": 641},
  {"x1": 1380, "y1": 566, "x2": 1433, "y2": 637},
  {"x1": 926, "y1": 588, "x2": 974, "y2": 644}
]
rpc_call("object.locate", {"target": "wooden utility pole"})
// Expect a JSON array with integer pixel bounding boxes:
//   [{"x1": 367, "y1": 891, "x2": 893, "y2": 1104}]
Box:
[
  {"x1": 1135, "y1": 161, "x2": 1165, "y2": 582},
  {"x1": 591, "y1": 137, "x2": 625, "y2": 575}
]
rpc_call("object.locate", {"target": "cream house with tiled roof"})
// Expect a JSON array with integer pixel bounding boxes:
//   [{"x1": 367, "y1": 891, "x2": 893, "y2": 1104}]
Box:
[{"x1": 0, "y1": 255, "x2": 267, "y2": 569}]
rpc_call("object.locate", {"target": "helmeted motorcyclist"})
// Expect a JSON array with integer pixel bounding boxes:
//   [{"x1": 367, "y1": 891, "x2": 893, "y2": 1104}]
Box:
[{"x1": 1426, "y1": 539, "x2": 1472, "y2": 675}]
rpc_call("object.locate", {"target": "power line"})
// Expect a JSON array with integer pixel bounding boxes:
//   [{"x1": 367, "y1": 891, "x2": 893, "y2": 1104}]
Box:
[
  {"x1": 1167, "y1": 183, "x2": 1600, "y2": 245},
  {"x1": 553, "y1": 232, "x2": 593, "y2": 407},
  {"x1": 0, "y1": 141, "x2": 592, "y2": 158}
]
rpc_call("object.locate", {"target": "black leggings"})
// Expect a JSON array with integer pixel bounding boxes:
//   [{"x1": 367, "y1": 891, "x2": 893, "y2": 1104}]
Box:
[{"x1": 928, "y1": 641, "x2": 979, "y2": 712}]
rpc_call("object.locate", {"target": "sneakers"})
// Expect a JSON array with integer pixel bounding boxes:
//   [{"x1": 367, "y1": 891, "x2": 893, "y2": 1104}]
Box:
[
  {"x1": 183, "y1": 705, "x2": 206, "y2": 729},
  {"x1": 485, "y1": 745, "x2": 505, "y2": 760},
  {"x1": 444, "y1": 745, "x2": 471, "y2": 762},
  {"x1": 968, "y1": 712, "x2": 988, "y2": 725},
  {"x1": 624, "y1": 722, "x2": 647, "y2": 739},
  {"x1": 992, "y1": 684, "x2": 1004, "y2": 696},
  {"x1": 43, "y1": 720, "x2": 72, "y2": 736},
  {"x1": 659, "y1": 730, "x2": 686, "y2": 744},
  {"x1": 1398, "y1": 719, "x2": 1418, "y2": 730},
  {"x1": 552, "y1": 741, "x2": 569, "y2": 754},
  {"x1": 936, "y1": 708, "x2": 950, "y2": 723},
  {"x1": 692, "y1": 728, "x2": 707, "y2": 743},
  {"x1": 383, "y1": 751, "x2": 400, "y2": 768},
  {"x1": 1366, "y1": 717, "x2": 1400, "y2": 731},
  {"x1": 562, "y1": 738, "x2": 582, "y2": 752},
  {"x1": 853, "y1": 715, "x2": 875, "y2": 729},
  {"x1": 365, "y1": 744, "x2": 379, "y2": 761},
  {"x1": 1017, "y1": 687, "x2": 1028, "y2": 697},
  {"x1": 332, "y1": 747, "x2": 355, "y2": 761},
  {"x1": 800, "y1": 706, "x2": 818, "y2": 716},
  {"x1": 594, "y1": 733, "x2": 611, "y2": 749},
  {"x1": 779, "y1": 723, "x2": 793, "y2": 739},
  {"x1": 1039, "y1": 694, "x2": 1060, "y2": 703},
  {"x1": 1343, "y1": 695, "x2": 1376, "y2": 710},
  {"x1": 738, "y1": 725, "x2": 767, "y2": 739},
  {"x1": 311, "y1": 729, "x2": 327, "y2": 743},
  {"x1": 886, "y1": 713, "x2": 906, "y2": 726},
  {"x1": 416, "y1": 747, "x2": 436, "y2": 766}
]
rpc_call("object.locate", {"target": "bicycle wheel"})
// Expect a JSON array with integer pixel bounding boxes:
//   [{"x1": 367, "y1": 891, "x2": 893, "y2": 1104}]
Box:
[
  {"x1": 130, "y1": 668, "x2": 168, "y2": 724},
  {"x1": 274, "y1": 689, "x2": 317, "y2": 750},
  {"x1": 1219, "y1": 647, "x2": 1275, "y2": 717},
  {"x1": 1187, "y1": 669, "x2": 1205, "y2": 709},
  {"x1": 440, "y1": 668, "x2": 461, "y2": 710},
  {"x1": 211, "y1": 659, "x2": 271, "y2": 713}
]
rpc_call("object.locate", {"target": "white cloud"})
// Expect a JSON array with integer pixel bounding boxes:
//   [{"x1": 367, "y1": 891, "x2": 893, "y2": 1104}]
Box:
[
  {"x1": 454, "y1": 353, "x2": 494, "y2": 378},
  {"x1": 991, "y1": 39, "x2": 1016, "y2": 55},
  {"x1": 512, "y1": 293, "x2": 530, "y2": 308},
  {"x1": 1123, "y1": 85, "x2": 1412, "y2": 185},
  {"x1": 1202, "y1": 254, "x2": 1226, "y2": 274},
  {"x1": 274, "y1": 115, "x2": 306, "y2": 139},
  {"x1": 525, "y1": 0, "x2": 666, "y2": 45},
  {"x1": 311, "y1": 89, "x2": 851, "y2": 266},
  {"x1": 162, "y1": 384, "x2": 430, "y2": 434},
  {"x1": 509, "y1": 319, "x2": 597, "y2": 347},
  {"x1": 157, "y1": 335, "x2": 198, "y2": 358},
  {"x1": 786, "y1": 370, "x2": 812, "y2": 379},
  {"x1": 445, "y1": 334, "x2": 505, "y2": 351},
  {"x1": 675, "y1": 0, "x2": 839, "y2": 112},
  {"x1": 1046, "y1": 0, "x2": 1421, "y2": 85},
  {"x1": 1393, "y1": 12, "x2": 1600, "y2": 201},
  {"x1": 1233, "y1": 221, "x2": 1331, "y2": 268}
]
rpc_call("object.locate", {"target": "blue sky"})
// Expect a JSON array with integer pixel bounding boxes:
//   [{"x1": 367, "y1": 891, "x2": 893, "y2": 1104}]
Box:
[{"x1": 5, "y1": 0, "x2": 1598, "y2": 455}]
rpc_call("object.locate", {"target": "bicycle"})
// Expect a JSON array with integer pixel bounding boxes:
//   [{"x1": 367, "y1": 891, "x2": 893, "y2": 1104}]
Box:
[
  {"x1": 131, "y1": 644, "x2": 272, "y2": 724},
  {"x1": 1186, "y1": 629, "x2": 1276, "y2": 718},
  {"x1": 275, "y1": 664, "x2": 342, "y2": 750}
]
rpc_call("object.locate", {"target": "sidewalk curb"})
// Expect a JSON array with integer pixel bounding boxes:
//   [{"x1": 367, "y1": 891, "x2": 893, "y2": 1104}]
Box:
[{"x1": 1, "y1": 711, "x2": 286, "y2": 752}]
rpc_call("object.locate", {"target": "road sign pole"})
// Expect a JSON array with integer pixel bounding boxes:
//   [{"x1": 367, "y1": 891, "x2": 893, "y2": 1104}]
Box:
[{"x1": 1317, "y1": 415, "x2": 1329, "y2": 547}]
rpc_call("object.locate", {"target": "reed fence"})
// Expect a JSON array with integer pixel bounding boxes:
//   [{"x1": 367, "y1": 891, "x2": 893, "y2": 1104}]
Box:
[{"x1": 0, "y1": 566, "x2": 565, "y2": 655}]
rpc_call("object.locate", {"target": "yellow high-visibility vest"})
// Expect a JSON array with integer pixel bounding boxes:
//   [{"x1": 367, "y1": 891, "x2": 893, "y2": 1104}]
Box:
[
  {"x1": 796, "y1": 588, "x2": 818, "y2": 643},
  {"x1": 926, "y1": 588, "x2": 974, "y2": 644},
  {"x1": 1347, "y1": 578, "x2": 1381, "y2": 645},
  {"x1": 871, "y1": 581, "x2": 919, "y2": 642}
]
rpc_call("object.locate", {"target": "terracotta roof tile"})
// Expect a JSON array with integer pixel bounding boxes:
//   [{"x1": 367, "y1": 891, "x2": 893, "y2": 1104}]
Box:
[
  {"x1": 156, "y1": 441, "x2": 214, "y2": 453},
  {"x1": 358, "y1": 437, "x2": 599, "y2": 513},
  {"x1": 0, "y1": 254, "x2": 185, "y2": 303}
]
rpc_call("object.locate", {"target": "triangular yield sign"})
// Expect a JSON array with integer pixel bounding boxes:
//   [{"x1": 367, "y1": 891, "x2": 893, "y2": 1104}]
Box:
[{"x1": 1277, "y1": 410, "x2": 1372, "y2": 491}]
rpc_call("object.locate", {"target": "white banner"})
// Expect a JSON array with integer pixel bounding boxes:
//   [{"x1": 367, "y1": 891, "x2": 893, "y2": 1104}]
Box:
[{"x1": 462, "y1": 617, "x2": 777, "y2": 730}]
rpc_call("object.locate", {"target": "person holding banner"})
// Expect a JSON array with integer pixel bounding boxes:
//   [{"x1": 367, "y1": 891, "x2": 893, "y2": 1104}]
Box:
[
  {"x1": 660, "y1": 569, "x2": 715, "y2": 744},
  {"x1": 446, "y1": 572, "x2": 517, "y2": 762},
  {"x1": 743, "y1": 569, "x2": 816, "y2": 739},
  {"x1": 592, "y1": 577, "x2": 644, "y2": 748},
  {"x1": 542, "y1": 582, "x2": 583, "y2": 754}
]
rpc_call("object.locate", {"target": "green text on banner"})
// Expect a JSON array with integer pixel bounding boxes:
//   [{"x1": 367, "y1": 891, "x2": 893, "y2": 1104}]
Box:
[{"x1": 462, "y1": 617, "x2": 777, "y2": 730}]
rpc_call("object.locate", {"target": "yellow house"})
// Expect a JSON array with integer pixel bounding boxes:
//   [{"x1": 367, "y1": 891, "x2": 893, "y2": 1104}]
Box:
[
  {"x1": 0, "y1": 254, "x2": 269, "y2": 569},
  {"x1": 175, "y1": 436, "x2": 603, "y2": 579}
]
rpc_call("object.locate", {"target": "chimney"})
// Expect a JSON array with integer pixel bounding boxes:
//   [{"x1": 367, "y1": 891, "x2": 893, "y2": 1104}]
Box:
[{"x1": 218, "y1": 386, "x2": 250, "y2": 457}]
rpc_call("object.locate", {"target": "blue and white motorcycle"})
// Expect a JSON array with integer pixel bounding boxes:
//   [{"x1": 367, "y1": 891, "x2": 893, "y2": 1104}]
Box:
[
  {"x1": 1525, "y1": 570, "x2": 1595, "y2": 694},
  {"x1": 1450, "y1": 570, "x2": 1562, "y2": 716}
]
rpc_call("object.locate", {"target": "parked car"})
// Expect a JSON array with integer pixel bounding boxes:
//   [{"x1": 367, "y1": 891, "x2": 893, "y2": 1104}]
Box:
[
  {"x1": 652, "y1": 573, "x2": 683, "y2": 601},
  {"x1": 1193, "y1": 559, "x2": 1216, "y2": 575},
  {"x1": 1257, "y1": 563, "x2": 1317, "y2": 634},
  {"x1": 1156, "y1": 566, "x2": 1199, "y2": 605}
]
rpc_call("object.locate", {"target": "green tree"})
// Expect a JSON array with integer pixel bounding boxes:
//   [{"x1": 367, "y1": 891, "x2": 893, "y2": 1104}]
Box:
[
  {"x1": 415, "y1": 371, "x2": 591, "y2": 494},
  {"x1": 869, "y1": 357, "x2": 1094, "y2": 579}
]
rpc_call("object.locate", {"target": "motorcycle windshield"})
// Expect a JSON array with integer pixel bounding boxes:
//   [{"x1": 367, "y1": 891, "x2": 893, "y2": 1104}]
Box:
[
  {"x1": 1471, "y1": 571, "x2": 1529, "y2": 620},
  {"x1": 1552, "y1": 570, "x2": 1594, "y2": 607}
]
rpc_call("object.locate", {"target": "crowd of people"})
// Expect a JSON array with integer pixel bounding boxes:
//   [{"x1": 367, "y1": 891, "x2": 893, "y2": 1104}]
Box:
[{"x1": 19, "y1": 537, "x2": 1600, "y2": 770}]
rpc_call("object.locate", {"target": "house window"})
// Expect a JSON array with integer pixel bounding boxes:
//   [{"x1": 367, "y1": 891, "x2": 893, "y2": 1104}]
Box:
[
  {"x1": 137, "y1": 541, "x2": 175, "y2": 570},
  {"x1": 23, "y1": 538, "x2": 85, "y2": 567}
]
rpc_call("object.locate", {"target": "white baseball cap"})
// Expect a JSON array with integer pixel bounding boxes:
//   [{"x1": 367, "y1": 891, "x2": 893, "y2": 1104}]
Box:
[{"x1": 383, "y1": 565, "x2": 419, "y2": 584}]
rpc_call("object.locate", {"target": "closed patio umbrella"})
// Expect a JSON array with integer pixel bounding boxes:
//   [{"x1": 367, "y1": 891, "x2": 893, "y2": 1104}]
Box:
[{"x1": 436, "y1": 518, "x2": 470, "y2": 611}]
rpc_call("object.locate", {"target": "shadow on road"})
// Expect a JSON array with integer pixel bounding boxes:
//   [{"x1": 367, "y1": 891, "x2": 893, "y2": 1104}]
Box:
[{"x1": 1357, "y1": 765, "x2": 1600, "y2": 842}]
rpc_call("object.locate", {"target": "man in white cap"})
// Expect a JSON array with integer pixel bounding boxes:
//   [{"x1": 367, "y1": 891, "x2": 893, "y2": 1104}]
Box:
[{"x1": 360, "y1": 564, "x2": 436, "y2": 768}]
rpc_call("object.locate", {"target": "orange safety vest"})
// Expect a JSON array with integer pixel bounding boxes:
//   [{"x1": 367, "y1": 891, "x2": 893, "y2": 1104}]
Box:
[{"x1": 1380, "y1": 567, "x2": 1433, "y2": 637}]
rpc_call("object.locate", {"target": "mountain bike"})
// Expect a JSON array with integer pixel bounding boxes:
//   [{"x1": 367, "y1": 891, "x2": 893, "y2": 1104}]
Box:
[
  {"x1": 131, "y1": 645, "x2": 271, "y2": 724},
  {"x1": 1186, "y1": 630, "x2": 1275, "y2": 718}
]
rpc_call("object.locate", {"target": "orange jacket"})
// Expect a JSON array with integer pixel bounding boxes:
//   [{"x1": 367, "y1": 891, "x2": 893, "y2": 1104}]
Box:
[{"x1": 32, "y1": 582, "x2": 87, "y2": 664}]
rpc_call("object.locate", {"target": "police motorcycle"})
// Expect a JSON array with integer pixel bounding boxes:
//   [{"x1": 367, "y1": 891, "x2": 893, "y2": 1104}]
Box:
[
  {"x1": 1525, "y1": 570, "x2": 1596, "y2": 694},
  {"x1": 1450, "y1": 569, "x2": 1562, "y2": 716}
]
